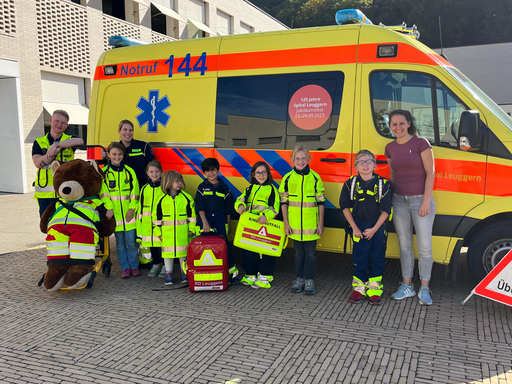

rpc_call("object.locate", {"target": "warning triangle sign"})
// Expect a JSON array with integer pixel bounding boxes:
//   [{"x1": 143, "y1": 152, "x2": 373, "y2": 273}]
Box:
[
  {"x1": 473, "y1": 249, "x2": 512, "y2": 307},
  {"x1": 258, "y1": 226, "x2": 268, "y2": 237},
  {"x1": 194, "y1": 249, "x2": 223, "y2": 267}
]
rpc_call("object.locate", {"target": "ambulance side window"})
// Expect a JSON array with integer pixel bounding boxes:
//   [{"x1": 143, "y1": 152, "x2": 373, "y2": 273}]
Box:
[
  {"x1": 215, "y1": 71, "x2": 344, "y2": 150},
  {"x1": 371, "y1": 72, "x2": 434, "y2": 143},
  {"x1": 371, "y1": 71, "x2": 469, "y2": 149},
  {"x1": 436, "y1": 82, "x2": 466, "y2": 149}
]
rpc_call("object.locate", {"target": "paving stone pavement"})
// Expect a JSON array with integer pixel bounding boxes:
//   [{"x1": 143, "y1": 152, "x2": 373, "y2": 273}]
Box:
[{"x1": 1, "y1": 241, "x2": 512, "y2": 384}]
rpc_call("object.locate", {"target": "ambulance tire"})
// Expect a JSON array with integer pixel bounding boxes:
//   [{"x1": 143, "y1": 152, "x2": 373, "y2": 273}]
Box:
[{"x1": 467, "y1": 221, "x2": 512, "y2": 282}]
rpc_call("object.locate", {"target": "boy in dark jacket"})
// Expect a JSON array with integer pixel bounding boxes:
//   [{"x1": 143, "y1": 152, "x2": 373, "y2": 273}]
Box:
[
  {"x1": 340, "y1": 150, "x2": 392, "y2": 305},
  {"x1": 195, "y1": 158, "x2": 239, "y2": 283}
]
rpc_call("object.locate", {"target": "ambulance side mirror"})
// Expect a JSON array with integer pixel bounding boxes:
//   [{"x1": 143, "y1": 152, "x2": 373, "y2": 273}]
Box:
[{"x1": 458, "y1": 110, "x2": 481, "y2": 152}]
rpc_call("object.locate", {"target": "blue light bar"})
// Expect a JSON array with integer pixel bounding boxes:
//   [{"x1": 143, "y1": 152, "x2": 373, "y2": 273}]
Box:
[
  {"x1": 335, "y1": 9, "x2": 373, "y2": 25},
  {"x1": 108, "y1": 35, "x2": 148, "y2": 48}
]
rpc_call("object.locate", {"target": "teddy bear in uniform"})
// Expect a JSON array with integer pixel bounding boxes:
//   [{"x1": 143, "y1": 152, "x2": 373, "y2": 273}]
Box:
[{"x1": 40, "y1": 159, "x2": 115, "y2": 291}]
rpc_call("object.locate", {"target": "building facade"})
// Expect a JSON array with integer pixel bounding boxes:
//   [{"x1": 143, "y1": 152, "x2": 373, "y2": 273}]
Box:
[{"x1": 0, "y1": 0, "x2": 287, "y2": 193}]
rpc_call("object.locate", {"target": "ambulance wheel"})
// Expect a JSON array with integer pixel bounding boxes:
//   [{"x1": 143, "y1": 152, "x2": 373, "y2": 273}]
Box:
[{"x1": 467, "y1": 221, "x2": 512, "y2": 282}]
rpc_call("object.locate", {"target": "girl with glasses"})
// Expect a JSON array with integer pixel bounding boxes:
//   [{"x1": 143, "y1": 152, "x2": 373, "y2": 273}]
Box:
[{"x1": 235, "y1": 161, "x2": 280, "y2": 289}]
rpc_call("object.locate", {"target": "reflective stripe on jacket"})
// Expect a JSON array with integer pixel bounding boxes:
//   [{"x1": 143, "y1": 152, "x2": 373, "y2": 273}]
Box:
[
  {"x1": 137, "y1": 181, "x2": 164, "y2": 247},
  {"x1": 34, "y1": 133, "x2": 74, "y2": 198},
  {"x1": 48, "y1": 198, "x2": 102, "y2": 232},
  {"x1": 102, "y1": 164, "x2": 139, "y2": 232},
  {"x1": 235, "y1": 182, "x2": 280, "y2": 220},
  {"x1": 279, "y1": 166, "x2": 325, "y2": 241},
  {"x1": 153, "y1": 190, "x2": 196, "y2": 258}
]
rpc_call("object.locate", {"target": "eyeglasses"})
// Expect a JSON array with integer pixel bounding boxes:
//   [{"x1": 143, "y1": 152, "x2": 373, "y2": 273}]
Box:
[
  {"x1": 255, "y1": 171, "x2": 268, "y2": 176},
  {"x1": 356, "y1": 159, "x2": 376, "y2": 166}
]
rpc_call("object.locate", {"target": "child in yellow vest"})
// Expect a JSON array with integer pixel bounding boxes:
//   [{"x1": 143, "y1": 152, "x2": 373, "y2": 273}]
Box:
[
  {"x1": 153, "y1": 171, "x2": 196, "y2": 285},
  {"x1": 102, "y1": 142, "x2": 140, "y2": 279}
]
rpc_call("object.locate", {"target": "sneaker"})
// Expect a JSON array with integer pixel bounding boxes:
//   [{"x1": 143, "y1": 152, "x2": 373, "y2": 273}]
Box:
[
  {"x1": 304, "y1": 279, "x2": 315, "y2": 295},
  {"x1": 369, "y1": 295, "x2": 382, "y2": 305},
  {"x1": 252, "y1": 274, "x2": 271, "y2": 289},
  {"x1": 391, "y1": 282, "x2": 416, "y2": 300},
  {"x1": 181, "y1": 272, "x2": 189, "y2": 284},
  {"x1": 131, "y1": 268, "x2": 141, "y2": 277},
  {"x1": 148, "y1": 264, "x2": 162, "y2": 278},
  {"x1": 290, "y1": 278, "x2": 305, "y2": 293},
  {"x1": 349, "y1": 291, "x2": 363, "y2": 304},
  {"x1": 121, "y1": 268, "x2": 131, "y2": 279},
  {"x1": 229, "y1": 276, "x2": 241, "y2": 285},
  {"x1": 158, "y1": 266, "x2": 167, "y2": 278},
  {"x1": 241, "y1": 275, "x2": 256, "y2": 286},
  {"x1": 418, "y1": 286, "x2": 433, "y2": 306},
  {"x1": 165, "y1": 273, "x2": 174, "y2": 285}
]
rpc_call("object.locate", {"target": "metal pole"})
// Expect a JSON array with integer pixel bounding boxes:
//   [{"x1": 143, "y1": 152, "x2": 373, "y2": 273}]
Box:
[{"x1": 461, "y1": 291, "x2": 474, "y2": 306}]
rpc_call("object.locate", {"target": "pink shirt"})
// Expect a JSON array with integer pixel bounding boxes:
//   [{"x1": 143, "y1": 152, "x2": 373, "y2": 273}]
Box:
[{"x1": 384, "y1": 136, "x2": 431, "y2": 196}]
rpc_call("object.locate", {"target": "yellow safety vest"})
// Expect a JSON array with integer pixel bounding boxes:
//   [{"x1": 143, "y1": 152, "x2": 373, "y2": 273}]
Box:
[
  {"x1": 235, "y1": 182, "x2": 280, "y2": 220},
  {"x1": 34, "y1": 133, "x2": 74, "y2": 198},
  {"x1": 279, "y1": 167, "x2": 325, "y2": 241},
  {"x1": 102, "y1": 164, "x2": 139, "y2": 232},
  {"x1": 153, "y1": 190, "x2": 196, "y2": 258},
  {"x1": 137, "y1": 181, "x2": 164, "y2": 247}
]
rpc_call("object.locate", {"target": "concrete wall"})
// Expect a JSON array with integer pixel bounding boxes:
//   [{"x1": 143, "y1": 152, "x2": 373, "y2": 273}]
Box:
[{"x1": 0, "y1": 60, "x2": 26, "y2": 193}]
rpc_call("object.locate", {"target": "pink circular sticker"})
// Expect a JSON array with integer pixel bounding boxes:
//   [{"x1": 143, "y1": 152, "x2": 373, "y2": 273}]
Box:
[{"x1": 289, "y1": 85, "x2": 333, "y2": 130}]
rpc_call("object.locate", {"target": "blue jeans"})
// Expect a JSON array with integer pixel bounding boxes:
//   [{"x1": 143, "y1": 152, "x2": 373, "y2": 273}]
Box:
[
  {"x1": 294, "y1": 240, "x2": 317, "y2": 280},
  {"x1": 115, "y1": 230, "x2": 139, "y2": 270},
  {"x1": 392, "y1": 194, "x2": 436, "y2": 281}
]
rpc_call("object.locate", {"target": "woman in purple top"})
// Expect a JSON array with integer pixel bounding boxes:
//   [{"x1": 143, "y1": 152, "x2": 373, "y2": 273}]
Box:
[{"x1": 384, "y1": 109, "x2": 436, "y2": 306}]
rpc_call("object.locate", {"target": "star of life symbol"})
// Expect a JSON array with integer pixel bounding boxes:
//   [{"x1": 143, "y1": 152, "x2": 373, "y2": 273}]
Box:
[{"x1": 136, "y1": 90, "x2": 171, "y2": 133}]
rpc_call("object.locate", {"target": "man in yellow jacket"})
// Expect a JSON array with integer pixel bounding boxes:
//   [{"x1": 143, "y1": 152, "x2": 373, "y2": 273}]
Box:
[{"x1": 32, "y1": 110, "x2": 84, "y2": 217}]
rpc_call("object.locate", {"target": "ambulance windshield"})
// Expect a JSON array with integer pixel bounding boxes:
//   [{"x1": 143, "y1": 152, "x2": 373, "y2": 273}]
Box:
[{"x1": 446, "y1": 67, "x2": 512, "y2": 132}]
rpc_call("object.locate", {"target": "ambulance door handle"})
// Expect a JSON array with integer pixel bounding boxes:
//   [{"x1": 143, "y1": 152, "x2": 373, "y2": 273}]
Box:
[
  {"x1": 376, "y1": 160, "x2": 387, "y2": 164},
  {"x1": 320, "y1": 158, "x2": 346, "y2": 163}
]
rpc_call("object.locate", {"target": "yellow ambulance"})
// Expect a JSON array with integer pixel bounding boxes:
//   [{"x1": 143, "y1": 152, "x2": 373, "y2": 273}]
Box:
[{"x1": 88, "y1": 10, "x2": 512, "y2": 282}]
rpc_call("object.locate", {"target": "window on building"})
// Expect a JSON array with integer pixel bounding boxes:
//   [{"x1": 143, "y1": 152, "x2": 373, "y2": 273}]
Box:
[
  {"x1": 103, "y1": 0, "x2": 126, "y2": 20},
  {"x1": 41, "y1": 72, "x2": 89, "y2": 143},
  {"x1": 215, "y1": 71, "x2": 344, "y2": 150},
  {"x1": 216, "y1": 10, "x2": 231, "y2": 35},
  {"x1": 239, "y1": 22, "x2": 253, "y2": 34},
  {"x1": 188, "y1": 0, "x2": 214, "y2": 38},
  {"x1": 370, "y1": 70, "x2": 470, "y2": 149},
  {"x1": 151, "y1": 4, "x2": 167, "y2": 34},
  {"x1": 150, "y1": 0, "x2": 181, "y2": 37}
]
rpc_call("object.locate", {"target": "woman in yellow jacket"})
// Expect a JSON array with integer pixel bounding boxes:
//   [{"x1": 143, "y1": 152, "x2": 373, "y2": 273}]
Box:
[
  {"x1": 153, "y1": 170, "x2": 196, "y2": 286},
  {"x1": 102, "y1": 142, "x2": 140, "y2": 279},
  {"x1": 279, "y1": 145, "x2": 325, "y2": 295},
  {"x1": 235, "y1": 161, "x2": 280, "y2": 289}
]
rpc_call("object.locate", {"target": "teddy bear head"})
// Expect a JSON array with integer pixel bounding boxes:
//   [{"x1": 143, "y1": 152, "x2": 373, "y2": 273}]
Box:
[{"x1": 51, "y1": 159, "x2": 104, "y2": 202}]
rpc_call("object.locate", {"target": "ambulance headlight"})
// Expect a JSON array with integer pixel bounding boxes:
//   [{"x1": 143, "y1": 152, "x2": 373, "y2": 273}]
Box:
[
  {"x1": 104, "y1": 65, "x2": 117, "y2": 76},
  {"x1": 377, "y1": 44, "x2": 398, "y2": 58}
]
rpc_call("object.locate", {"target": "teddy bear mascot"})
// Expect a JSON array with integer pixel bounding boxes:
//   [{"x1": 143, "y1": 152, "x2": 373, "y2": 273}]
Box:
[{"x1": 39, "y1": 159, "x2": 115, "y2": 291}]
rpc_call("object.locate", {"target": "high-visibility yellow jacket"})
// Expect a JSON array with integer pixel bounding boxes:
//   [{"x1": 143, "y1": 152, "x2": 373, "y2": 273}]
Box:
[
  {"x1": 101, "y1": 164, "x2": 139, "y2": 232},
  {"x1": 34, "y1": 133, "x2": 74, "y2": 198},
  {"x1": 153, "y1": 190, "x2": 196, "y2": 258},
  {"x1": 47, "y1": 198, "x2": 102, "y2": 260},
  {"x1": 137, "y1": 181, "x2": 164, "y2": 247},
  {"x1": 279, "y1": 165, "x2": 325, "y2": 241},
  {"x1": 235, "y1": 182, "x2": 280, "y2": 220}
]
